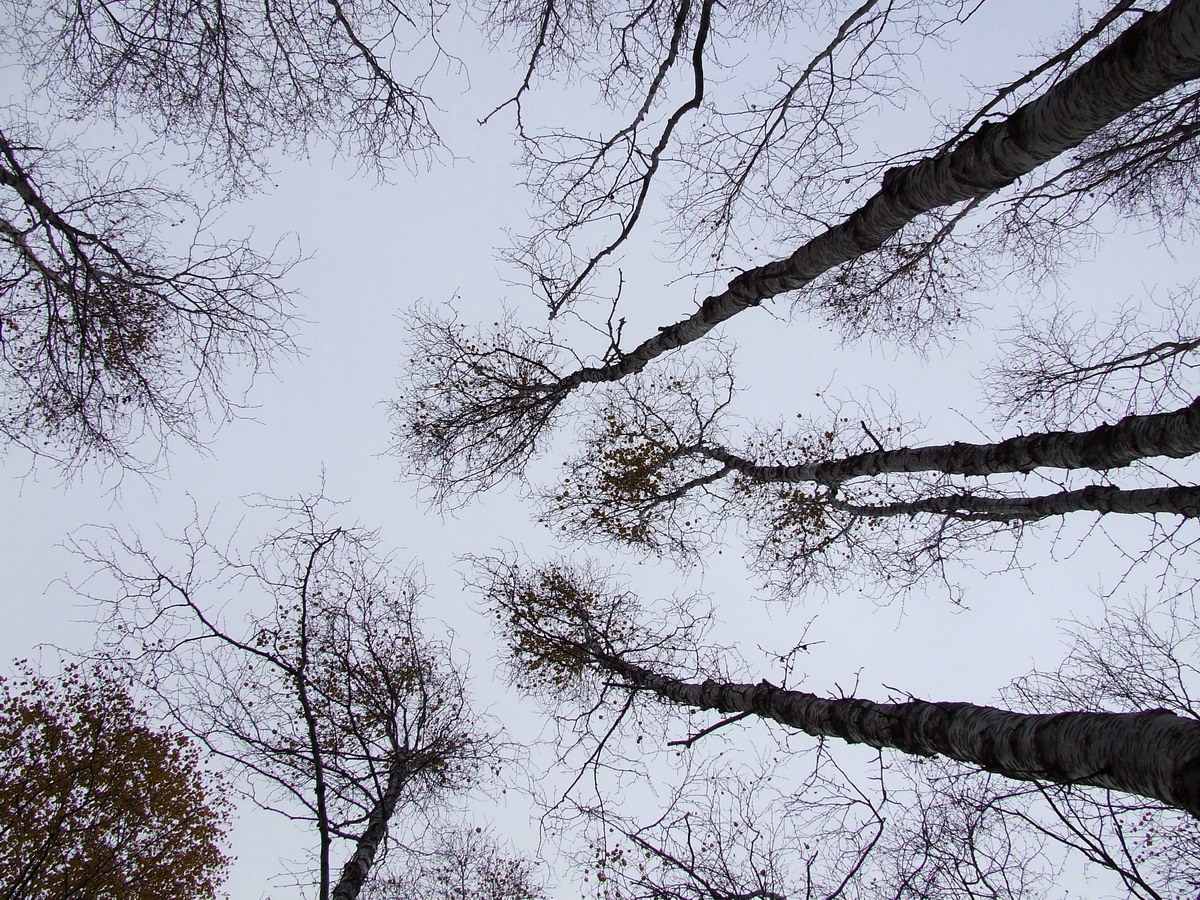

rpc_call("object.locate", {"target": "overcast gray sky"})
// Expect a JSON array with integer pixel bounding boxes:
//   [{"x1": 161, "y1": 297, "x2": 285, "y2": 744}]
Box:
[{"x1": 4, "y1": 0, "x2": 1199, "y2": 896}]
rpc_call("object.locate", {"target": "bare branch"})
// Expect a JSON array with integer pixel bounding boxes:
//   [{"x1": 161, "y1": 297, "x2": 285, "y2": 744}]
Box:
[
  {"x1": 5, "y1": 0, "x2": 451, "y2": 188},
  {"x1": 78, "y1": 494, "x2": 501, "y2": 898},
  {"x1": 402, "y1": 2, "x2": 1200, "y2": 493},
  {"x1": 0, "y1": 120, "x2": 295, "y2": 469}
]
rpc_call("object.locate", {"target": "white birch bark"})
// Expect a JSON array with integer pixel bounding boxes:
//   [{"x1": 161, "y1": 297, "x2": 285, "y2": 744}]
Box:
[
  {"x1": 696, "y1": 397, "x2": 1200, "y2": 487},
  {"x1": 329, "y1": 753, "x2": 411, "y2": 900},
  {"x1": 405, "y1": 1, "x2": 1200, "y2": 499},
  {"x1": 829, "y1": 483, "x2": 1200, "y2": 521},
  {"x1": 551, "y1": 0, "x2": 1200, "y2": 391},
  {"x1": 597, "y1": 654, "x2": 1200, "y2": 817}
]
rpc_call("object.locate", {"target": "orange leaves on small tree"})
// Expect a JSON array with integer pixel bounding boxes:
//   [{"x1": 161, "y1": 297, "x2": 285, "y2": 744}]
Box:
[{"x1": 0, "y1": 662, "x2": 229, "y2": 900}]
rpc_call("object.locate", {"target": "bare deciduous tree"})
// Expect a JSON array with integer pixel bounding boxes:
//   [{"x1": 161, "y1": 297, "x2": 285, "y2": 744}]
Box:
[
  {"x1": 534, "y1": 360, "x2": 1200, "y2": 596},
  {"x1": 480, "y1": 0, "x2": 987, "y2": 316},
  {"x1": 4, "y1": 0, "x2": 453, "y2": 189},
  {"x1": 363, "y1": 827, "x2": 545, "y2": 899},
  {"x1": 77, "y1": 494, "x2": 501, "y2": 900},
  {"x1": 0, "y1": 120, "x2": 294, "y2": 469},
  {"x1": 562, "y1": 753, "x2": 1064, "y2": 900},
  {"x1": 396, "y1": 0, "x2": 1200, "y2": 498},
  {"x1": 0, "y1": 0, "x2": 468, "y2": 469},
  {"x1": 481, "y1": 559, "x2": 1200, "y2": 817}
]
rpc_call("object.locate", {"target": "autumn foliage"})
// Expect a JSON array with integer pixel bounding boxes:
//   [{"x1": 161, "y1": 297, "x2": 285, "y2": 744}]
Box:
[{"x1": 0, "y1": 663, "x2": 229, "y2": 900}]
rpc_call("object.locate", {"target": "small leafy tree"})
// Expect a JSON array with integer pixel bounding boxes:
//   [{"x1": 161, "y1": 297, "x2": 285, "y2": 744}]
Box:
[{"x1": 0, "y1": 662, "x2": 230, "y2": 900}]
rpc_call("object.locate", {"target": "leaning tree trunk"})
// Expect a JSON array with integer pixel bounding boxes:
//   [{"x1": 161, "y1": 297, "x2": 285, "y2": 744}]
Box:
[
  {"x1": 693, "y1": 397, "x2": 1200, "y2": 488},
  {"x1": 830, "y1": 483, "x2": 1200, "y2": 522},
  {"x1": 547, "y1": 0, "x2": 1200, "y2": 391},
  {"x1": 598, "y1": 653, "x2": 1200, "y2": 817},
  {"x1": 329, "y1": 753, "x2": 412, "y2": 900}
]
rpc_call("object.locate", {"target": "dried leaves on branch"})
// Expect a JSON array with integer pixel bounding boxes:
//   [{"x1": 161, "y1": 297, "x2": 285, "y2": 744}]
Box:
[
  {"x1": 397, "y1": 0, "x2": 1200, "y2": 499},
  {"x1": 477, "y1": 559, "x2": 1200, "y2": 895},
  {"x1": 0, "y1": 662, "x2": 230, "y2": 900},
  {"x1": 482, "y1": 559, "x2": 1200, "y2": 817},
  {"x1": 538, "y1": 361, "x2": 1200, "y2": 597}
]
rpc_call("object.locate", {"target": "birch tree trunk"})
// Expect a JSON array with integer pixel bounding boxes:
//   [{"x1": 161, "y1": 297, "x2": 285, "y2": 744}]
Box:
[
  {"x1": 330, "y1": 753, "x2": 412, "y2": 900},
  {"x1": 596, "y1": 653, "x2": 1200, "y2": 818},
  {"x1": 696, "y1": 396, "x2": 1200, "y2": 487},
  {"x1": 400, "y1": 0, "x2": 1200, "y2": 499},
  {"x1": 550, "y1": 0, "x2": 1200, "y2": 391},
  {"x1": 830, "y1": 483, "x2": 1200, "y2": 522}
]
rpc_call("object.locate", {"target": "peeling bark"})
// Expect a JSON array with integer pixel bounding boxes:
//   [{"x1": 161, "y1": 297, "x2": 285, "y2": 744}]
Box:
[{"x1": 599, "y1": 654, "x2": 1200, "y2": 817}]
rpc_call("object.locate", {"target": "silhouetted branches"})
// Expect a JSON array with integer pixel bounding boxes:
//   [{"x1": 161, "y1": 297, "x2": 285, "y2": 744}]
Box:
[
  {"x1": 5, "y1": 0, "x2": 452, "y2": 189},
  {"x1": 78, "y1": 494, "x2": 500, "y2": 900},
  {"x1": 0, "y1": 120, "x2": 295, "y2": 469}
]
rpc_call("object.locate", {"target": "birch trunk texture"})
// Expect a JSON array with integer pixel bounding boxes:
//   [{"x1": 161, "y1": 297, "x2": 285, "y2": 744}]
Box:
[
  {"x1": 832, "y1": 483, "x2": 1200, "y2": 522},
  {"x1": 598, "y1": 653, "x2": 1200, "y2": 817},
  {"x1": 698, "y1": 396, "x2": 1200, "y2": 487},
  {"x1": 552, "y1": 0, "x2": 1200, "y2": 391},
  {"x1": 329, "y1": 754, "x2": 411, "y2": 900}
]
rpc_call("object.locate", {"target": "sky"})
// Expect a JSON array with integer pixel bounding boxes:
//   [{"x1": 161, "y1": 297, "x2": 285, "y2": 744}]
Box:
[{"x1": 3, "y1": 0, "x2": 1199, "y2": 896}]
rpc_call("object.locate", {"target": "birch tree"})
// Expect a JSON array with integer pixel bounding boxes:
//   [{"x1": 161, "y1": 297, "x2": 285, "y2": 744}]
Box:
[
  {"x1": 531, "y1": 354, "x2": 1200, "y2": 596},
  {"x1": 479, "y1": 0, "x2": 1200, "y2": 318},
  {"x1": 78, "y1": 494, "x2": 502, "y2": 900},
  {"x1": 494, "y1": 580, "x2": 1200, "y2": 897},
  {"x1": 395, "y1": 0, "x2": 1200, "y2": 500},
  {"x1": 480, "y1": 559, "x2": 1200, "y2": 819},
  {"x1": 477, "y1": 0, "x2": 990, "y2": 317},
  {"x1": 474, "y1": 560, "x2": 1200, "y2": 896},
  {"x1": 0, "y1": 0, "x2": 453, "y2": 466}
]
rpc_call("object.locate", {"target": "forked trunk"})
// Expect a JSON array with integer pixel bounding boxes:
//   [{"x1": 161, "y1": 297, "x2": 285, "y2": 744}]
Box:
[{"x1": 330, "y1": 753, "x2": 412, "y2": 900}]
